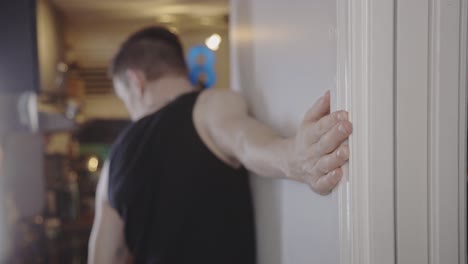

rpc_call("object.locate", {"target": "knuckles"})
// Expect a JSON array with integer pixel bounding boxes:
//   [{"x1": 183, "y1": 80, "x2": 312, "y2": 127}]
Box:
[{"x1": 292, "y1": 110, "x2": 351, "y2": 196}]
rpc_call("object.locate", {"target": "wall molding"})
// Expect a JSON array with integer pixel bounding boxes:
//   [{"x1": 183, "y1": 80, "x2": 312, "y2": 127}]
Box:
[
  {"x1": 336, "y1": 0, "x2": 395, "y2": 263},
  {"x1": 428, "y1": 0, "x2": 468, "y2": 263},
  {"x1": 459, "y1": 1, "x2": 468, "y2": 263},
  {"x1": 393, "y1": 0, "x2": 467, "y2": 263}
]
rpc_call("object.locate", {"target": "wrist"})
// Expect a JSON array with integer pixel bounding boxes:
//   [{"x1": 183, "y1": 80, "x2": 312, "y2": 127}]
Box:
[{"x1": 279, "y1": 137, "x2": 294, "y2": 179}]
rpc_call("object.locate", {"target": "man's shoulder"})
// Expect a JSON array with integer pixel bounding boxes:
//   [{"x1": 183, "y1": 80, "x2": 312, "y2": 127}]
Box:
[
  {"x1": 199, "y1": 89, "x2": 245, "y2": 103},
  {"x1": 196, "y1": 89, "x2": 248, "y2": 117}
]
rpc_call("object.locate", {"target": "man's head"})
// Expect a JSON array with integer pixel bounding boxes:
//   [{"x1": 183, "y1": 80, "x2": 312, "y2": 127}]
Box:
[{"x1": 111, "y1": 26, "x2": 189, "y2": 119}]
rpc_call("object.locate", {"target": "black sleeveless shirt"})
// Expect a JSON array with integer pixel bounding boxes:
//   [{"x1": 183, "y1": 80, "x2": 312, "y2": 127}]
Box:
[{"x1": 108, "y1": 91, "x2": 256, "y2": 264}]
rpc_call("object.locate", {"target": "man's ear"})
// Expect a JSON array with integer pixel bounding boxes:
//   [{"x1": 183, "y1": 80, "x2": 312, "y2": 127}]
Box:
[{"x1": 125, "y1": 69, "x2": 147, "y2": 97}]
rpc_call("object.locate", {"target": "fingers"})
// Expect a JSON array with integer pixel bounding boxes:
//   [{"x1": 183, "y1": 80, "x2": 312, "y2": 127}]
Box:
[
  {"x1": 317, "y1": 168, "x2": 343, "y2": 195},
  {"x1": 294, "y1": 90, "x2": 352, "y2": 195},
  {"x1": 314, "y1": 120, "x2": 352, "y2": 156},
  {"x1": 310, "y1": 167, "x2": 343, "y2": 195},
  {"x1": 307, "y1": 110, "x2": 348, "y2": 143},
  {"x1": 312, "y1": 144, "x2": 349, "y2": 175},
  {"x1": 303, "y1": 91, "x2": 330, "y2": 123}
]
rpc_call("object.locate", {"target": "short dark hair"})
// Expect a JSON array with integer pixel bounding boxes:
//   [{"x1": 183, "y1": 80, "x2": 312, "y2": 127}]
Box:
[{"x1": 110, "y1": 26, "x2": 188, "y2": 83}]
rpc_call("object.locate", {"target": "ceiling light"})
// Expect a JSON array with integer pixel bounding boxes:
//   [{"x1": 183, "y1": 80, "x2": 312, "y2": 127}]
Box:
[{"x1": 205, "y1": 34, "x2": 222, "y2": 51}]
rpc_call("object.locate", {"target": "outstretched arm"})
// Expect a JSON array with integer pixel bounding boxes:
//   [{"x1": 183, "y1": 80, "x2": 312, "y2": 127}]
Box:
[
  {"x1": 195, "y1": 90, "x2": 351, "y2": 195},
  {"x1": 88, "y1": 162, "x2": 132, "y2": 264}
]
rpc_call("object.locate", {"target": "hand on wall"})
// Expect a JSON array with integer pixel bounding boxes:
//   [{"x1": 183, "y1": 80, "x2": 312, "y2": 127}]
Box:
[{"x1": 286, "y1": 91, "x2": 352, "y2": 195}]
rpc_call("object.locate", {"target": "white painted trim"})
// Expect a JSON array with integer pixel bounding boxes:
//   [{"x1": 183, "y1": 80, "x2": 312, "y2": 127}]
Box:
[
  {"x1": 428, "y1": 0, "x2": 467, "y2": 263},
  {"x1": 336, "y1": 0, "x2": 395, "y2": 264},
  {"x1": 395, "y1": 0, "x2": 431, "y2": 263},
  {"x1": 458, "y1": 1, "x2": 467, "y2": 263},
  {"x1": 396, "y1": 0, "x2": 467, "y2": 263},
  {"x1": 335, "y1": 0, "x2": 351, "y2": 263}
]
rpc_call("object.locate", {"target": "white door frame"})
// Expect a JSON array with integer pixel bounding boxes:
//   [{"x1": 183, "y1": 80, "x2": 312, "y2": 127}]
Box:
[
  {"x1": 337, "y1": 0, "x2": 468, "y2": 263},
  {"x1": 395, "y1": 0, "x2": 468, "y2": 263},
  {"x1": 335, "y1": 0, "x2": 396, "y2": 264}
]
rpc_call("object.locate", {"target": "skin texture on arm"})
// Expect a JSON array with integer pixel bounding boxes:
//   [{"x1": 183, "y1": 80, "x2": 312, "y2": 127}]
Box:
[
  {"x1": 194, "y1": 89, "x2": 352, "y2": 195},
  {"x1": 88, "y1": 162, "x2": 132, "y2": 264}
]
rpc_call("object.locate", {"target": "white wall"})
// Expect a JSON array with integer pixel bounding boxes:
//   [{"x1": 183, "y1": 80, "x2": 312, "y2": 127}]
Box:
[{"x1": 230, "y1": 1, "x2": 339, "y2": 264}]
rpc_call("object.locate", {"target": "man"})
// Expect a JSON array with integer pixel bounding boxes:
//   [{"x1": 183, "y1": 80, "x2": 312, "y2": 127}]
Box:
[{"x1": 88, "y1": 27, "x2": 352, "y2": 264}]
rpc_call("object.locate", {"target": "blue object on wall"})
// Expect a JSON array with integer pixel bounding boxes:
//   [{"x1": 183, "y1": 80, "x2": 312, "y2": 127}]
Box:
[{"x1": 187, "y1": 45, "x2": 216, "y2": 89}]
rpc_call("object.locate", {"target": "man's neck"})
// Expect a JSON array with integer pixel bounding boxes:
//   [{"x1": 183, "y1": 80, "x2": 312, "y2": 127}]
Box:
[{"x1": 134, "y1": 77, "x2": 194, "y2": 120}]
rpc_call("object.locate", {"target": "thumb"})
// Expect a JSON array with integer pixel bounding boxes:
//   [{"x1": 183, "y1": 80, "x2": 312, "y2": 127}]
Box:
[{"x1": 303, "y1": 90, "x2": 331, "y2": 123}]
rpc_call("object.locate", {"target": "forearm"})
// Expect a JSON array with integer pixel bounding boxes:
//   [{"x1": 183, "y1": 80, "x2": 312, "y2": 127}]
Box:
[
  {"x1": 89, "y1": 163, "x2": 130, "y2": 264},
  {"x1": 232, "y1": 118, "x2": 292, "y2": 179},
  {"x1": 201, "y1": 91, "x2": 293, "y2": 179},
  {"x1": 205, "y1": 90, "x2": 351, "y2": 194},
  {"x1": 88, "y1": 208, "x2": 130, "y2": 264}
]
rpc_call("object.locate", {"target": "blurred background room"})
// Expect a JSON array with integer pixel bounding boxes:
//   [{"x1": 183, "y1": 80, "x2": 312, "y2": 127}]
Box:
[{"x1": 1, "y1": 0, "x2": 229, "y2": 263}]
